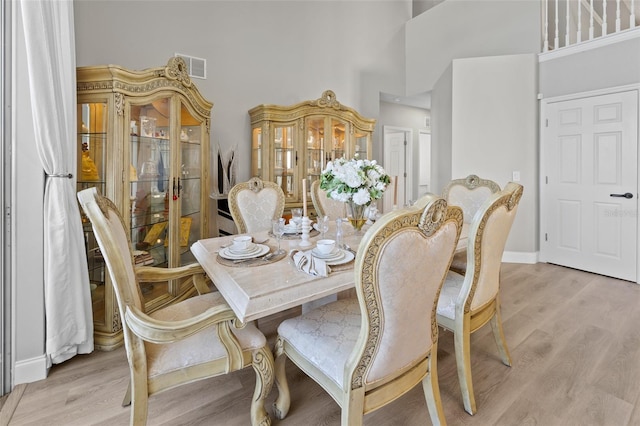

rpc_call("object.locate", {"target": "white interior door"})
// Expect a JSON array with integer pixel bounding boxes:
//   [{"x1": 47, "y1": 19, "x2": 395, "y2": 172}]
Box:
[
  {"x1": 418, "y1": 130, "x2": 431, "y2": 196},
  {"x1": 383, "y1": 126, "x2": 412, "y2": 213},
  {"x1": 541, "y1": 89, "x2": 638, "y2": 282}
]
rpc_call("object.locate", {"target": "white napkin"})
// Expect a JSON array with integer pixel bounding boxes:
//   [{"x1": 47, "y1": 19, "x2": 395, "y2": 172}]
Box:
[{"x1": 290, "y1": 249, "x2": 330, "y2": 277}]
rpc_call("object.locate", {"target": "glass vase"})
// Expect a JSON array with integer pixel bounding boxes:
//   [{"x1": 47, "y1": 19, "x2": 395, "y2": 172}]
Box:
[{"x1": 346, "y1": 200, "x2": 367, "y2": 233}]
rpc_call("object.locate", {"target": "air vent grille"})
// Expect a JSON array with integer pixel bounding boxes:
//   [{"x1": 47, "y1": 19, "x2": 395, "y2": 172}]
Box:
[{"x1": 174, "y1": 53, "x2": 206, "y2": 79}]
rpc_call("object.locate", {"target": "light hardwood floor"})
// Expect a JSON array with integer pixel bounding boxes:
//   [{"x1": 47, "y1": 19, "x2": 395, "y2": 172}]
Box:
[{"x1": 4, "y1": 262, "x2": 640, "y2": 425}]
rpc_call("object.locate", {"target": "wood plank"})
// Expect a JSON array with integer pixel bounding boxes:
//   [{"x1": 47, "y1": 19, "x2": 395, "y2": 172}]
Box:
[{"x1": 4, "y1": 263, "x2": 640, "y2": 425}]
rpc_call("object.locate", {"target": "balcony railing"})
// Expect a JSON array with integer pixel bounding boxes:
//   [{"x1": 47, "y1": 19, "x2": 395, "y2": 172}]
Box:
[{"x1": 543, "y1": 0, "x2": 639, "y2": 52}]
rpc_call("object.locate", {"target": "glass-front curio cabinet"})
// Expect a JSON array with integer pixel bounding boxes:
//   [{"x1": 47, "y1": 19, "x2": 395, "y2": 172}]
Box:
[
  {"x1": 77, "y1": 57, "x2": 212, "y2": 350},
  {"x1": 248, "y1": 90, "x2": 375, "y2": 217}
]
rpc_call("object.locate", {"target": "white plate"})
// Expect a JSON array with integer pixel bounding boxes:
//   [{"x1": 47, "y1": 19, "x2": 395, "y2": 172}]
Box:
[
  {"x1": 324, "y1": 249, "x2": 355, "y2": 266},
  {"x1": 220, "y1": 244, "x2": 270, "y2": 260},
  {"x1": 228, "y1": 243, "x2": 258, "y2": 255},
  {"x1": 312, "y1": 247, "x2": 342, "y2": 260},
  {"x1": 283, "y1": 225, "x2": 301, "y2": 235}
]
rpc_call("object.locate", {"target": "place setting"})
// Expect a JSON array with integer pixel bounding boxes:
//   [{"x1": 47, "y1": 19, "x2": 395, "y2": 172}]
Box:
[
  {"x1": 217, "y1": 235, "x2": 286, "y2": 267},
  {"x1": 290, "y1": 238, "x2": 355, "y2": 277}
]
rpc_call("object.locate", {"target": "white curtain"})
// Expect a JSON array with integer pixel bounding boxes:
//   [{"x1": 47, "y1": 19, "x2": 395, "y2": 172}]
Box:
[{"x1": 21, "y1": 0, "x2": 93, "y2": 365}]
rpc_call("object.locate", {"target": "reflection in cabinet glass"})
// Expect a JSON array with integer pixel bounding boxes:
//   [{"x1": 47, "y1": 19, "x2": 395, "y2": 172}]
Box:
[
  {"x1": 77, "y1": 57, "x2": 212, "y2": 350},
  {"x1": 249, "y1": 90, "x2": 375, "y2": 217}
]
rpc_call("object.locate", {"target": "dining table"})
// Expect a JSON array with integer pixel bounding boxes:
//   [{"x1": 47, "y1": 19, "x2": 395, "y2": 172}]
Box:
[{"x1": 190, "y1": 221, "x2": 366, "y2": 324}]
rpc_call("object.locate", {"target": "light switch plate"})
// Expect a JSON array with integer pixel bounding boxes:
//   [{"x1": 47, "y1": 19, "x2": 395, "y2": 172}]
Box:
[{"x1": 512, "y1": 171, "x2": 521, "y2": 182}]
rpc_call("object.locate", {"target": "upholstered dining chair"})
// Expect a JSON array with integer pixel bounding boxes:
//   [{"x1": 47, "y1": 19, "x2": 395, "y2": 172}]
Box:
[
  {"x1": 442, "y1": 175, "x2": 501, "y2": 268},
  {"x1": 229, "y1": 177, "x2": 285, "y2": 233},
  {"x1": 272, "y1": 194, "x2": 463, "y2": 425},
  {"x1": 436, "y1": 182, "x2": 524, "y2": 415},
  {"x1": 310, "y1": 179, "x2": 346, "y2": 219},
  {"x1": 77, "y1": 187, "x2": 274, "y2": 426}
]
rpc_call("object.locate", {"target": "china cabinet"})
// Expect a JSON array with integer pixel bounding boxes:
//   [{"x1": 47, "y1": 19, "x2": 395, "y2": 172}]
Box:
[
  {"x1": 76, "y1": 57, "x2": 212, "y2": 350},
  {"x1": 248, "y1": 90, "x2": 375, "y2": 217}
]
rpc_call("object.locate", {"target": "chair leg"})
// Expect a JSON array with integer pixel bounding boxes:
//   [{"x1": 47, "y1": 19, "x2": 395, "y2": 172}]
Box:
[
  {"x1": 341, "y1": 387, "x2": 365, "y2": 426},
  {"x1": 129, "y1": 378, "x2": 149, "y2": 426},
  {"x1": 250, "y1": 346, "x2": 275, "y2": 426},
  {"x1": 490, "y1": 301, "x2": 512, "y2": 367},
  {"x1": 272, "y1": 337, "x2": 291, "y2": 420},
  {"x1": 454, "y1": 320, "x2": 476, "y2": 415},
  {"x1": 121, "y1": 380, "x2": 131, "y2": 407},
  {"x1": 422, "y1": 344, "x2": 447, "y2": 426}
]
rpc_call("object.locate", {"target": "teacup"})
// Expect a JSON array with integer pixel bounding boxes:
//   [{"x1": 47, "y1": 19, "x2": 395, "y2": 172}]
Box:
[
  {"x1": 316, "y1": 239, "x2": 336, "y2": 255},
  {"x1": 232, "y1": 235, "x2": 253, "y2": 251}
]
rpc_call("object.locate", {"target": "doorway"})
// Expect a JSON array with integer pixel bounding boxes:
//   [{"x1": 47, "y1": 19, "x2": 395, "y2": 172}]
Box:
[
  {"x1": 540, "y1": 87, "x2": 639, "y2": 283},
  {"x1": 382, "y1": 126, "x2": 413, "y2": 212}
]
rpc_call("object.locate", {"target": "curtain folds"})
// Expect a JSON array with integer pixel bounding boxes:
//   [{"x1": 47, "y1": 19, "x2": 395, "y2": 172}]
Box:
[{"x1": 21, "y1": 0, "x2": 93, "y2": 365}]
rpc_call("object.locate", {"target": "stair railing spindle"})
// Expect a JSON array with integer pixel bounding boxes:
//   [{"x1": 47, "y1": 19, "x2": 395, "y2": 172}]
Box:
[
  {"x1": 590, "y1": 0, "x2": 595, "y2": 39},
  {"x1": 602, "y1": 0, "x2": 608, "y2": 35},
  {"x1": 555, "y1": 0, "x2": 560, "y2": 48}
]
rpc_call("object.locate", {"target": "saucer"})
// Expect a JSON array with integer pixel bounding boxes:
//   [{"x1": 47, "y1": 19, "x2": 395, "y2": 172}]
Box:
[
  {"x1": 228, "y1": 242, "x2": 257, "y2": 255},
  {"x1": 220, "y1": 244, "x2": 269, "y2": 260},
  {"x1": 315, "y1": 249, "x2": 354, "y2": 266},
  {"x1": 311, "y1": 247, "x2": 342, "y2": 260}
]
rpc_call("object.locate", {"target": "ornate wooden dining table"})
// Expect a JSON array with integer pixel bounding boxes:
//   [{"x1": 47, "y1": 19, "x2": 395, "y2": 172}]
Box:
[{"x1": 191, "y1": 224, "x2": 365, "y2": 323}]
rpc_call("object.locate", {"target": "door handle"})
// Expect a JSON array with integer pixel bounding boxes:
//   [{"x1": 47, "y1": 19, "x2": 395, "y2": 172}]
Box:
[{"x1": 610, "y1": 192, "x2": 634, "y2": 199}]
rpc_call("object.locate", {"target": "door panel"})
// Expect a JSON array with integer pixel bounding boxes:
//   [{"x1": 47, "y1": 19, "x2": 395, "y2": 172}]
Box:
[
  {"x1": 382, "y1": 127, "x2": 412, "y2": 213},
  {"x1": 543, "y1": 90, "x2": 638, "y2": 282}
]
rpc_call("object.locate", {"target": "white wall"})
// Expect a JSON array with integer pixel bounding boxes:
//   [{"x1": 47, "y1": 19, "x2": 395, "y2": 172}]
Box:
[
  {"x1": 405, "y1": 0, "x2": 541, "y2": 95},
  {"x1": 430, "y1": 62, "x2": 453, "y2": 194},
  {"x1": 539, "y1": 37, "x2": 640, "y2": 98},
  {"x1": 452, "y1": 54, "x2": 538, "y2": 254}
]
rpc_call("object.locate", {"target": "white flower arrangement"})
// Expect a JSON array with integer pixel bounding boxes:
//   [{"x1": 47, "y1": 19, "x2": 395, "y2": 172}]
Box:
[{"x1": 319, "y1": 155, "x2": 391, "y2": 206}]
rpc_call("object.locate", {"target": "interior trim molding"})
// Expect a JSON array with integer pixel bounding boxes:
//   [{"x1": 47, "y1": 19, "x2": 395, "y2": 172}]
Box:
[
  {"x1": 14, "y1": 354, "x2": 47, "y2": 385},
  {"x1": 502, "y1": 251, "x2": 538, "y2": 264}
]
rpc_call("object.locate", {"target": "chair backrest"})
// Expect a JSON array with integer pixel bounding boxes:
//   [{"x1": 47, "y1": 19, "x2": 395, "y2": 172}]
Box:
[
  {"x1": 442, "y1": 174, "x2": 501, "y2": 224},
  {"x1": 346, "y1": 194, "x2": 463, "y2": 388},
  {"x1": 465, "y1": 182, "x2": 523, "y2": 312},
  {"x1": 228, "y1": 177, "x2": 285, "y2": 233},
  {"x1": 77, "y1": 187, "x2": 145, "y2": 325},
  {"x1": 310, "y1": 179, "x2": 346, "y2": 219}
]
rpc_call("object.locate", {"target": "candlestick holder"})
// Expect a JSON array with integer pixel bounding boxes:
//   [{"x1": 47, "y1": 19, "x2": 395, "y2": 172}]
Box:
[{"x1": 299, "y1": 216, "x2": 312, "y2": 248}]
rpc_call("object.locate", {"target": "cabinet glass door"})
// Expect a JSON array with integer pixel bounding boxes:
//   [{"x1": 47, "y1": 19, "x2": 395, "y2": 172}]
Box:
[
  {"x1": 178, "y1": 102, "x2": 202, "y2": 266},
  {"x1": 252, "y1": 127, "x2": 263, "y2": 178},
  {"x1": 273, "y1": 124, "x2": 296, "y2": 201},
  {"x1": 306, "y1": 116, "x2": 325, "y2": 189},
  {"x1": 329, "y1": 118, "x2": 347, "y2": 161},
  {"x1": 354, "y1": 131, "x2": 369, "y2": 159},
  {"x1": 130, "y1": 99, "x2": 171, "y2": 302},
  {"x1": 77, "y1": 101, "x2": 107, "y2": 325}
]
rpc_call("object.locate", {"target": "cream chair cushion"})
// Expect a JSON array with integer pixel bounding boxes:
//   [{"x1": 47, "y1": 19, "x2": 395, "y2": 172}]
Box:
[
  {"x1": 435, "y1": 271, "x2": 464, "y2": 321},
  {"x1": 146, "y1": 292, "x2": 266, "y2": 378},
  {"x1": 310, "y1": 179, "x2": 346, "y2": 219},
  {"x1": 277, "y1": 299, "x2": 360, "y2": 387},
  {"x1": 442, "y1": 175, "x2": 501, "y2": 253},
  {"x1": 229, "y1": 177, "x2": 285, "y2": 234}
]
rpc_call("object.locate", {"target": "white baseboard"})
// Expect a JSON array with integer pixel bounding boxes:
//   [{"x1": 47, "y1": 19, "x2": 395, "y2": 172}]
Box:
[
  {"x1": 14, "y1": 354, "x2": 48, "y2": 385},
  {"x1": 502, "y1": 251, "x2": 538, "y2": 264}
]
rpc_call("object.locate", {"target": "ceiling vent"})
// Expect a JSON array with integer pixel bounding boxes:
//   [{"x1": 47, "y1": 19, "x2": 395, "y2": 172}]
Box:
[{"x1": 174, "y1": 53, "x2": 206, "y2": 79}]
